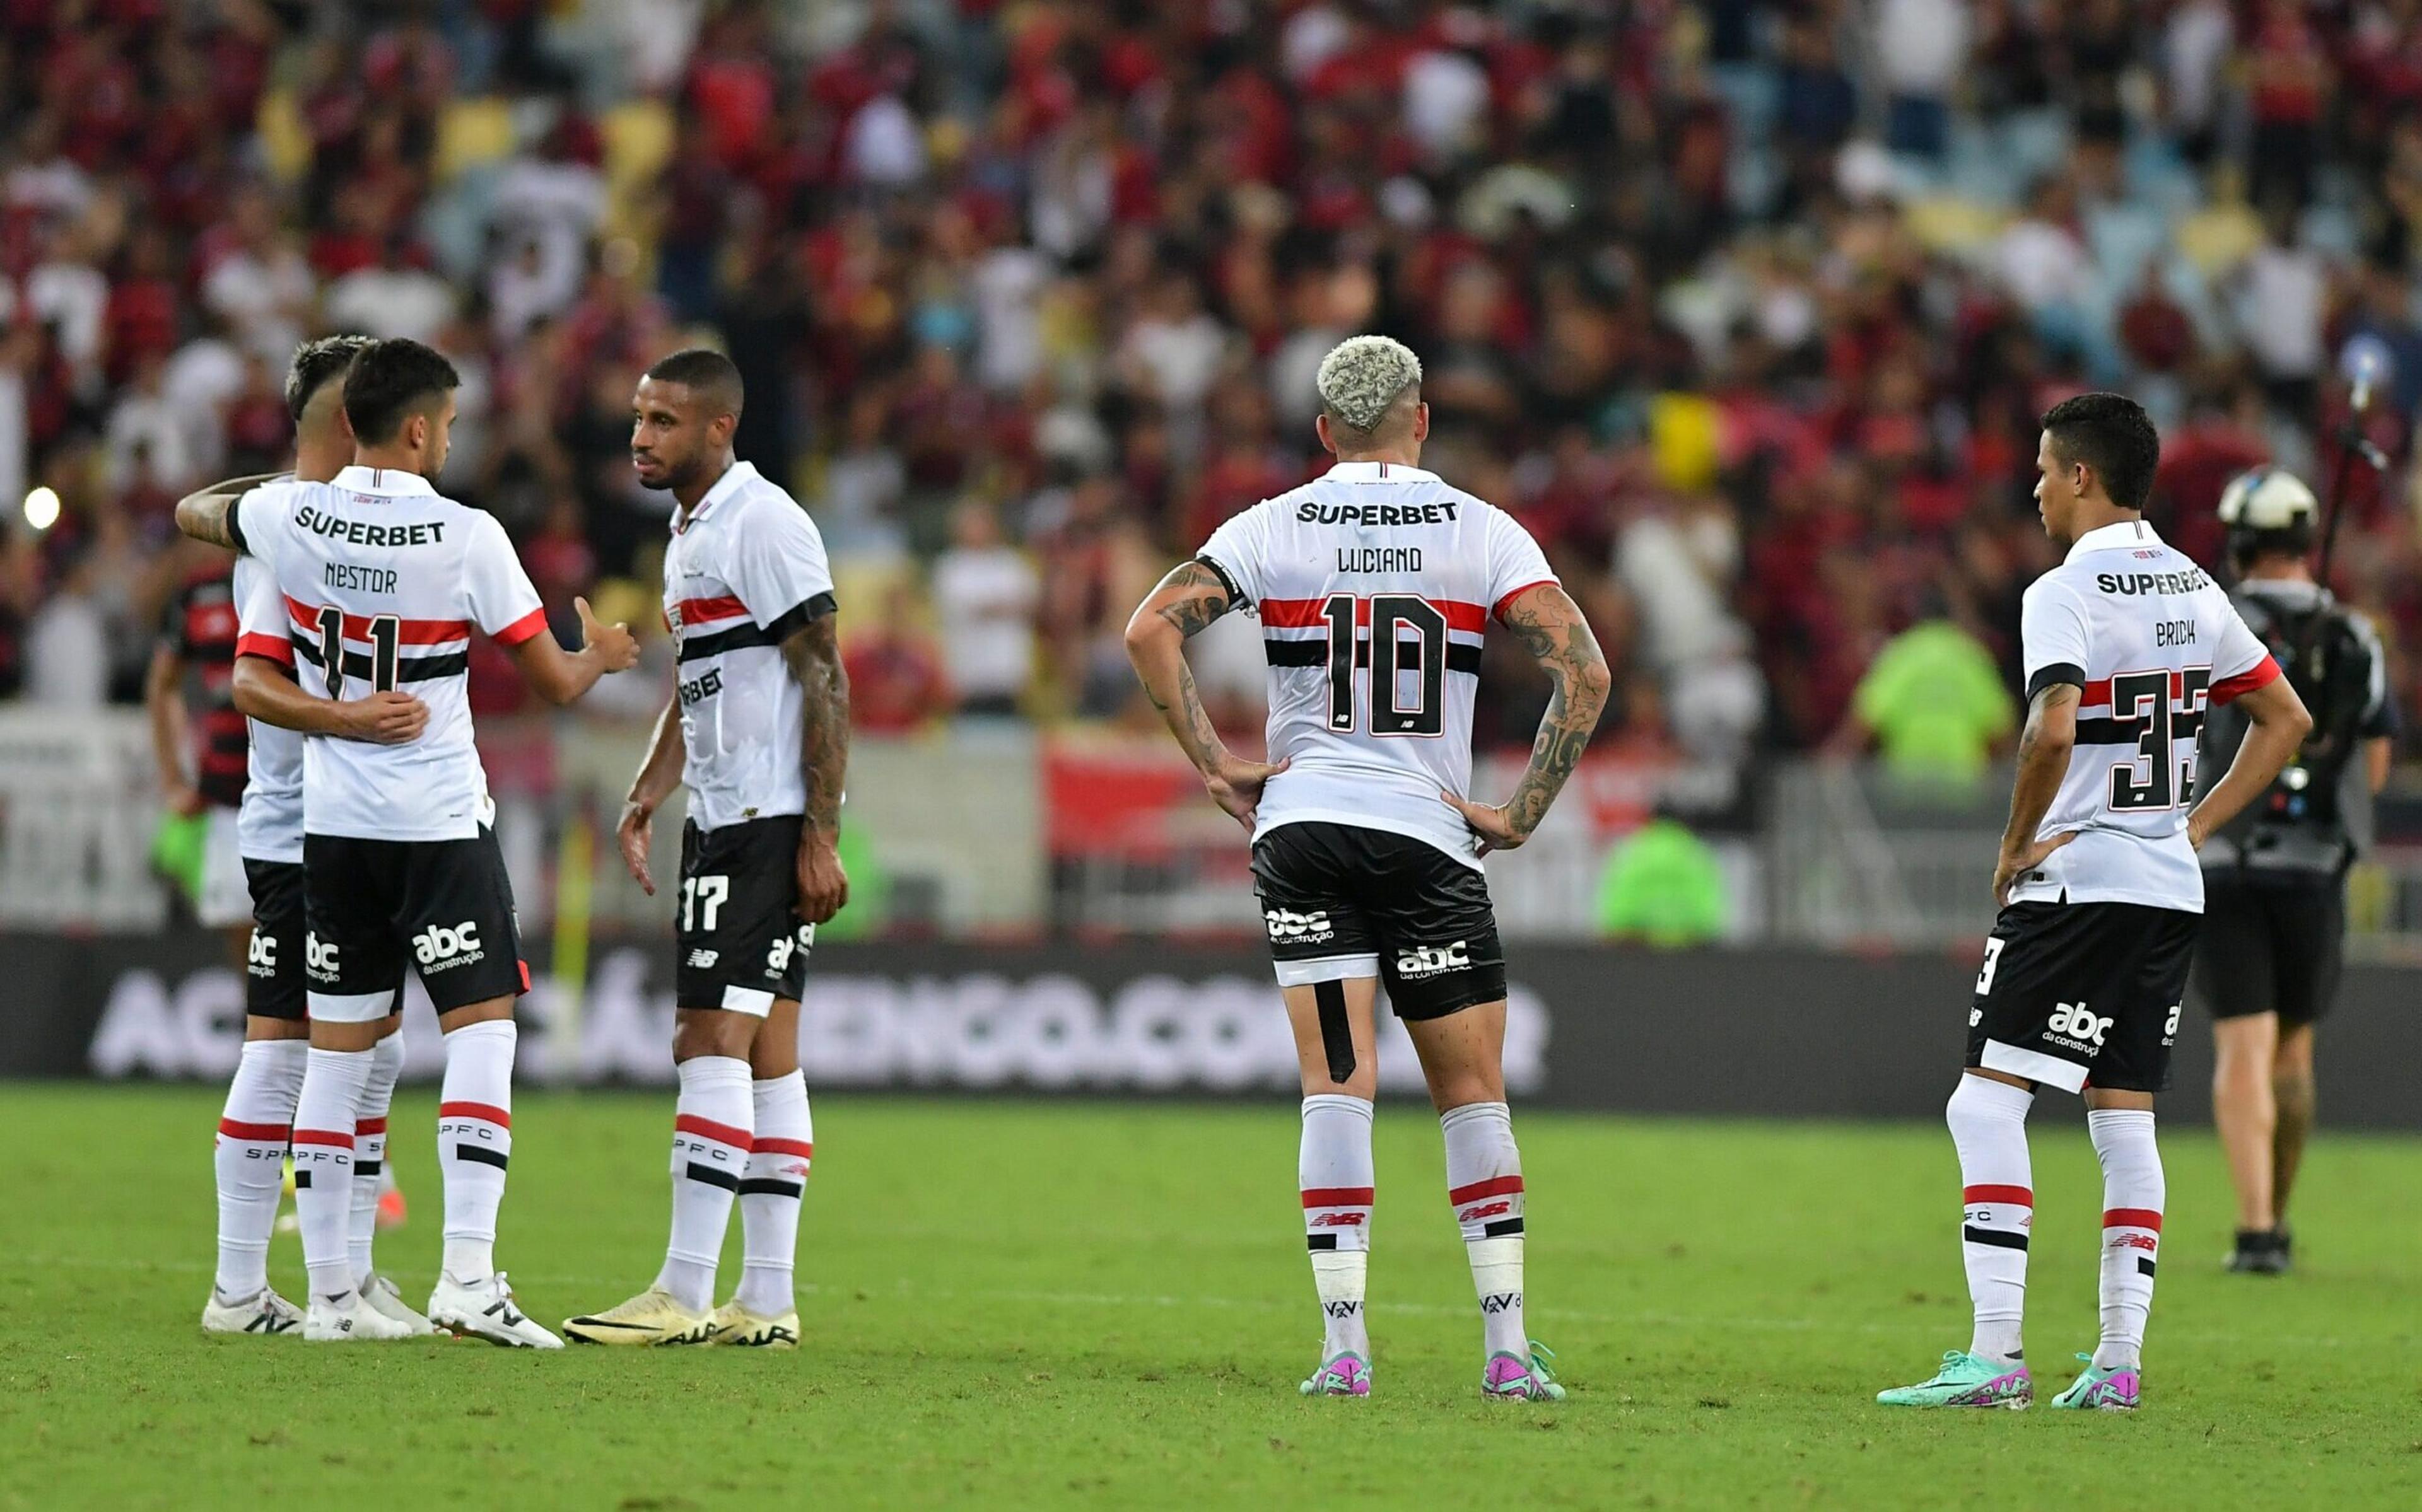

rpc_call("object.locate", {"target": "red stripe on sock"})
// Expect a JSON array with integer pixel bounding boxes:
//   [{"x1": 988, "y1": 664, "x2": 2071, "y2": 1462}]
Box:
[
  {"x1": 217, "y1": 1119, "x2": 288, "y2": 1142},
  {"x1": 675, "y1": 1114, "x2": 752, "y2": 1149},
  {"x1": 355, "y1": 1117, "x2": 388, "y2": 1136},
  {"x1": 1446, "y1": 1175, "x2": 1526, "y2": 1205},
  {"x1": 1964, "y1": 1184, "x2": 2034, "y2": 1206},
  {"x1": 1301, "y1": 1186, "x2": 1376, "y2": 1208},
  {"x1": 291, "y1": 1127, "x2": 353, "y2": 1148},
  {"x1": 752, "y1": 1137, "x2": 813, "y2": 1159},
  {"x1": 2103, "y1": 1207, "x2": 2163, "y2": 1232},
  {"x1": 438, "y1": 1101, "x2": 511, "y2": 1129}
]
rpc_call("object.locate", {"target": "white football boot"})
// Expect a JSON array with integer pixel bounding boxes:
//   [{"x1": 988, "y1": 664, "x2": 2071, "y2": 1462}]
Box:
[
  {"x1": 428, "y1": 1271, "x2": 562, "y2": 1348},
  {"x1": 201, "y1": 1286, "x2": 304, "y2": 1337},
  {"x1": 303, "y1": 1288, "x2": 418, "y2": 1342},
  {"x1": 362, "y1": 1273, "x2": 439, "y2": 1336}
]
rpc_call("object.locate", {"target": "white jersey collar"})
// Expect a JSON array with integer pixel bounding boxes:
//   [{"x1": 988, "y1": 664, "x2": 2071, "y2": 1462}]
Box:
[
  {"x1": 2064, "y1": 517, "x2": 2160, "y2": 563},
  {"x1": 676, "y1": 459, "x2": 759, "y2": 533},
  {"x1": 333, "y1": 464, "x2": 437, "y2": 496},
  {"x1": 1325, "y1": 460, "x2": 1437, "y2": 483}
]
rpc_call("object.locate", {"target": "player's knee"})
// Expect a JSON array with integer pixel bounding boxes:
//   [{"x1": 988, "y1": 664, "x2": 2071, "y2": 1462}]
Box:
[{"x1": 673, "y1": 1008, "x2": 756, "y2": 1064}]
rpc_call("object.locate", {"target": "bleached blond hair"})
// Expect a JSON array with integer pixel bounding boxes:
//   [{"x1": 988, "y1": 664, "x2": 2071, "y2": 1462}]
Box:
[{"x1": 1315, "y1": 335, "x2": 1423, "y2": 437}]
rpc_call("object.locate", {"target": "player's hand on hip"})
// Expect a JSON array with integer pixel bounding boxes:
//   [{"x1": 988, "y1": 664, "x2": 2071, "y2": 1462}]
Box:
[
  {"x1": 796, "y1": 829, "x2": 849, "y2": 924},
  {"x1": 343, "y1": 690, "x2": 428, "y2": 745},
  {"x1": 1992, "y1": 830, "x2": 2077, "y2": 908},
  {"x1": 1204, "y1": 753, "x2": 1288, "y2": 830},
  {"x1": 616, "y1": 800, "x2": 655, "y2": 895},
  {"x1": 576, "y1": 596, "x2": 641, "y2": 672},
  {"x1": 1439, "y1": 790, "x2": 1526, "y2": 854}
]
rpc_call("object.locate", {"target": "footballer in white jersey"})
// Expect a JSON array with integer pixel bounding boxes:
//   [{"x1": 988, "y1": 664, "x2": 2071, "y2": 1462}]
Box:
[
  {"x1": 1878, "y1": 393, "x2": 2308, "y2": 1415},
  {"x1": 564, "y1": 349, "x2": 848, "y2": 1349},
  {"x1": 194, "y1": 335, "x2": 431, "y2": 1337},
  {"x1": 1126, "y1": 337, "x2": 1610, "y2": 1402},
  {"x1": 181, "y1": 337, "x2": 638, "y2": 1347}
]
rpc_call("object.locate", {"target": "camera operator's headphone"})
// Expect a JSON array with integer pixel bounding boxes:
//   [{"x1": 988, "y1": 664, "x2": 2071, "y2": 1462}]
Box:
[{"x1": 2218, "y1": 466, "x2": 2319, "y2": 568}]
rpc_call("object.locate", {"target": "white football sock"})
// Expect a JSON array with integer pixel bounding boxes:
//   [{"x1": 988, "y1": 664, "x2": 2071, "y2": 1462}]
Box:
[
  {"x1": 436, "y1": 1020, "x2": 516, "y2": 1282},
  {"x1": 735, "y1": 1070, "x2": 812, "y2": 1317},
  {"x1": 2089, "y1": 1109, "x2": 2164, "y2": 1371},
  {"x1": 655, "y1": 1055, "x2": 754, "y2": 1313},
  {"x1": 1947, "y1": 1075, "x2": 2035, "y2": 1366},
  {"x1": 293, "y1": 1046, "x2": 373, "y2": 1302},
  {"x1": 1300, "y1": 1093, "x2": 1374, "y2": 1360},
  {"x1": 213, "y1": 1038, "x2": 306, "y2": 1299},
  {"x1": 1440, "y1": 1100, "x2": 1527, "y2": 1358},
  {"x1": 349, "y1": 1031, "x2": 404, "y2": 1286}
]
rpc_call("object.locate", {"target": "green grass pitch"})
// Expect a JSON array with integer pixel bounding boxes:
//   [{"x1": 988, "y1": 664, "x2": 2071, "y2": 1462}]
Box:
[{"x1": 2, "y1": 1086, "x2": 2416, "y2": 1509}]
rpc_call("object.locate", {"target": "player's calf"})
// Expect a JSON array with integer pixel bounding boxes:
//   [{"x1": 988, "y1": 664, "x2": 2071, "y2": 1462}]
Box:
[{"x1": 1299, "y1": 1092, "x2": 1375, "y2": 1393}]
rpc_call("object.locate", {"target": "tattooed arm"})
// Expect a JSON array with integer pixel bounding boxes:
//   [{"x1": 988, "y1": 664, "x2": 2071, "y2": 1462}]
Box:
[
  {"x1": 1991, "y1": 682, "x2": 2081, "y2": 907},
  {"x1": 174, "y1": 472, "x2": 286, "y2": 550},
  {"x1": 1440, "y1": 583, "x2": 1612, "y2": 854},
  {"x1": 1123, "y1": 559, "x2": 1289, "y2": 829},
  {"x1": 781, "y1": 611, "x2": 851, "y2": 923}
]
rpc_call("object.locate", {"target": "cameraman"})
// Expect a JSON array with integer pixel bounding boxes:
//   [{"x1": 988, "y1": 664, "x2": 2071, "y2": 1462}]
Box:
[{"x1": 2192, "y1": 468, "x2": 2397, "y2": 1275}]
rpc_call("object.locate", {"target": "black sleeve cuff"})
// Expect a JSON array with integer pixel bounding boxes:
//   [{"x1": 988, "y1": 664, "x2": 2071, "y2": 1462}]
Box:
[
  {"x1": 226, "y1": 494, "x2": 249, "y2": 556},
  {"x1": 763, "y1": 590, "x2": 839, "y2": 644},
  {"x1": 1194, "y1": 554, "x2": 1246, "y2": 607},
  {"x1": 2026, "y1": 662, "x2": 2087, "y2": 701}
]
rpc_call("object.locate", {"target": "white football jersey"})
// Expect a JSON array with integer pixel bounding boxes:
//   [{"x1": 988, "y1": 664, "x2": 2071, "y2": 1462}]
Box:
[
  {"x1": 661, "y1": 460, "x2": 838, "y2": 832},
  {"x1": 2015, "y1": 518, "x2": 2279, "y2": 912},
  {"x1": 1198, "y1": 460, "x2": 1560, "y2": 868},
  {"x1": 231, "y1": 549, "x2": 303, "y2": 863},
  {"x1": 233, "y1": 464, "x2": 549, "y2": 842}
]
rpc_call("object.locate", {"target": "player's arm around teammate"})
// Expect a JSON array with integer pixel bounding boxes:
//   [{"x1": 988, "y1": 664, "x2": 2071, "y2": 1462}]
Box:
[{"x1": 565, "y1": 348, "x2": 841, "y2": 1348}]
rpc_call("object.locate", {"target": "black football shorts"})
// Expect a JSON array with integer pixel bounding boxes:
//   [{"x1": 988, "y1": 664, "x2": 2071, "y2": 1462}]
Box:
[
  {"x1": 2192, "y1": 871, "x2": 2345, "y2": 1026},
  {"x1": 674, "y1": 815, "x2": 813, "y2": 1016},
  {"x1": 1967, "y1": 900, "x2": 2197, "y2": 1094},
  {"x1": 1249, "y1": 820, "x2": 1506, "y2": 1020},
  {"x1": 302, "y1": 827, "x2": 528, "y2": 1021},
  {"x1": 242, "y1": 858, "x2": 308, "y2": 1022}
]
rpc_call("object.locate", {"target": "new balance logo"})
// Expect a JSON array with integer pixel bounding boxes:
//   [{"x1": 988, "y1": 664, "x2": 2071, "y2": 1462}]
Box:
[
  {"x1": 1479, "y1": 1292, "x2": 1521, "y2": 1315},
  {"x1": 2046, "y1": 1001, "x2": 2111, "y2": 1050},
  {"x1": 1458, "y1": 1201, "x2": 1512, "y2": 1222},
  {"x1": 686, "y1": 948, "x2": 720, "y2": 968},
  {"x1": 1394, "y1": 941, "x2": 1470, "y2": 980},
  {"x1": 413, "y1": 921, "x2": 484, "y2": 972},
  {"x1": 305, "y1": 933, "x2": 339, "y2": 979},
  {"x1": 1321, "y1": 1300, "x2": 1362, "y2": 1320},
  {"x1": 1263, "y1": 908, "x2": 1333, "y2": 943},
  {"x1": 1308, "y1": 1211, "x2": 1366, "y2": 1227},
  {"x1": 2110, "y1": 1231, "x2": 2158, "y2": 1252}
]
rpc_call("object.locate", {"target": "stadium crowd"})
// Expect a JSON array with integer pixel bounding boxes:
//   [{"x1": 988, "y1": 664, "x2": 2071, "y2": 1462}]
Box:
[{"x1": 1, "y1": 0, "x2": 2418, "y2": 767}]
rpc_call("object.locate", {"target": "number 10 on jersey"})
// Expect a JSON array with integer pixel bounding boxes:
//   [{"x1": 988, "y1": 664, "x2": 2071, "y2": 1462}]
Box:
[{"x1": 1316, "y1": 592, "x2": 1448, "y2": 737}]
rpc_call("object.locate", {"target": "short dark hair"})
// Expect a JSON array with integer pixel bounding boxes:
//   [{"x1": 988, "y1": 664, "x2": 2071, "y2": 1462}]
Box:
[
  {"x1": 2042, "y1": 392, "x2": 2161, "y2": 511},
  {"x1": 643, "y1": 347, "x2": 744, "y2": 420},
  {"x1": 284, "y1": 334, "x2": 373, "y2": 422},
  {"x1": 343, "y1": 337, "x2": 460, "y2": 445}
]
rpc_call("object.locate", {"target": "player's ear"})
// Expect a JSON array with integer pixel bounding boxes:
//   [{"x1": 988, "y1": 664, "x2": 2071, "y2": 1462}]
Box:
[
  {"x1": 1315, "y1": 412, "x2": 1334, "y2": 455},
  {"x1": 1412, "y1": 401, "x2": 1429, "y2": 443}
]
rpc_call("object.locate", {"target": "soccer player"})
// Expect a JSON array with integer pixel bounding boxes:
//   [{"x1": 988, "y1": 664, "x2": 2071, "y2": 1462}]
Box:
[
  {"x1": 202, "y1": 334, "x2": 436, "y2": 1335},
  {"x1": 1123, "y1": 335, "x2": 1609, "y2": 1401},
  {"x1": 2194, "y1": 468, "x2": 2396, "y2": 1274},
  {"x1": 562, "y1": 349, "x2": 846, "y2": 1347},
  {"x1": 1878, "y1": 394, "x2": 2310, "y2": 1413},
  {"x1": 146, "y1": 559, "x2": 252, "y2": 962},
  {"x1": 178, "y1": 337, "x2": 640, "y2": 1344}
]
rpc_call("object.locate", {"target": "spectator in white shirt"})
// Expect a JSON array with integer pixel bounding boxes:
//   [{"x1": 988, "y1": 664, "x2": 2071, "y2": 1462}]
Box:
[
  {"x1": 931, "y1": 499, "x2": 1039, "y2": 718},
  {"x1": 324, "y1": 238, "x2": 459, "y2": 343}
]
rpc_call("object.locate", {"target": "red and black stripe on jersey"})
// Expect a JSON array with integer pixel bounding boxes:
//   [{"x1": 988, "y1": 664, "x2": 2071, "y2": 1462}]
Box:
[
  {"x1": 1257, "y1": 595, "x2": 1489, "y2": 674},
  {"x1": 670, "y1": 590, "x2": 837, "y2": 662},
  {"x1": 161, "y1": 567, "x2": 248, "y2": 807},
  {"x1": 281, "y1": 595, "x2": 481, "y2": 685}
]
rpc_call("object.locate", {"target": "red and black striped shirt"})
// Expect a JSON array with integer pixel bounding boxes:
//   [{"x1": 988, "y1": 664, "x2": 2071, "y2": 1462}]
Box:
[{"x1": 160, "y1": 566, "x2": 248, "y2": 808}]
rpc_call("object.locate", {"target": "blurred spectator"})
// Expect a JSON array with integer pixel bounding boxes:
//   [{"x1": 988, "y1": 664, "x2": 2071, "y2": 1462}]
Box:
[
  {"x1": 844, "y1": 584, "x2": 951, "y2": 735},
  {"x1": 930, "y1": 501, "x2": 1037, "y2": 719},
  {"x1": 1834, "y1": 620, "x2": 2018, "y2": 788}
]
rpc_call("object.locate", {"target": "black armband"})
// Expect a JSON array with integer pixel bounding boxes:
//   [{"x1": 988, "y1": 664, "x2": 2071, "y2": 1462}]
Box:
[
  {"x1": 1194, "y1": 554, "x2": 1246, "y2": 608},
  {"x1": 2025, "y1": 663, "x2": 2086, "y2": 701}
]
